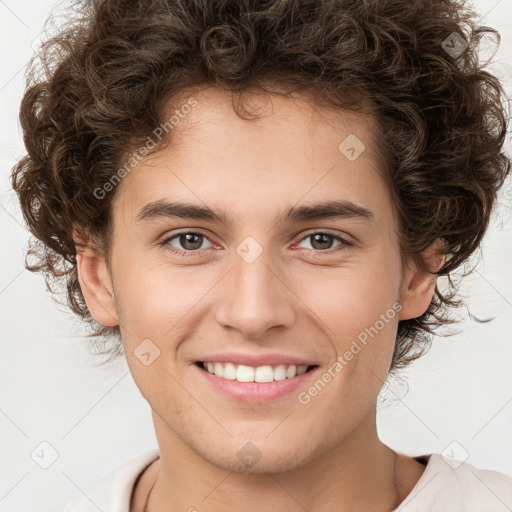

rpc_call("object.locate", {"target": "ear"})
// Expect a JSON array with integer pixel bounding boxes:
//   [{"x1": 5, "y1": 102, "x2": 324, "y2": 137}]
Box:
[
  {"x1": 74, "y1": 227, "x2": 119, "y2": 327},
  {"x1": 398, "y1": 238, "x2": 445, "y2": 321}
]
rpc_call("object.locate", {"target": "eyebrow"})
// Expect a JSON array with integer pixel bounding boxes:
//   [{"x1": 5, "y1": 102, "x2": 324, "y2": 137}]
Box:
[{"x1": 135, "y1": 199, "x2": 375, "y2": 225}]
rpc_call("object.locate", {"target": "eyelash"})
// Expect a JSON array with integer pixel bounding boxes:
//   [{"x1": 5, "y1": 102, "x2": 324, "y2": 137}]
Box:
[{"x1": 158, "y1": 230, "x2": 354, "y2": 258}]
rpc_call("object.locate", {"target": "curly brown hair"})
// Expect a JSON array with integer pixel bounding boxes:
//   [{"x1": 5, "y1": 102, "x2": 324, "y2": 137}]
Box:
[{"x1": 11, "y1": 0, "x2": 510, "y2": 372}]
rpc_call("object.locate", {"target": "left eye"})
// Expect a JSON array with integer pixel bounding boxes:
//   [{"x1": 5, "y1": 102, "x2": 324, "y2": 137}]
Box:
[
  {"x1": 163, "y1": 232, "x2": 213, "y2": 253},
  {"x1": 295, "y1": 232, "x2": 351, "y2": 251}
]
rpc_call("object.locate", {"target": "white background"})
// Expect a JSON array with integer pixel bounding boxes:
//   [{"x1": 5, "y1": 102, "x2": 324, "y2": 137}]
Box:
[{"x1": 1, "y1": 1, "x2": 511, "y2": 511}]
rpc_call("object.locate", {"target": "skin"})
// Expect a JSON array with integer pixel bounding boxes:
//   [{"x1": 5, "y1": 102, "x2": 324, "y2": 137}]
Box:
[{"x1": 76, "y1": 86, "x2": 441, "y2": 511}]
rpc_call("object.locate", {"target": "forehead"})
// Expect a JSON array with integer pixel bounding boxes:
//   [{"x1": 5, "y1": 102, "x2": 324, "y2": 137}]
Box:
[
  {"x1": 111, "y1": 86, "x2": 394, "y2": 228},
  {"x1": 167, "y1": 86, "x2": 380, "y2": 156}
]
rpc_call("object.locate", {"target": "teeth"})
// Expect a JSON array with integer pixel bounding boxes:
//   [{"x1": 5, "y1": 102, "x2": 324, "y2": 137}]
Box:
[
  {"x1": 254, "y1": 365, "x2": 273, "y2": 383},
  {"x1": 296, "y1": 365, "x2": 308, "y2": 376},
  {"x1": 223, "y1": 362, "x2": 237, "y2": 380},
  {"x1": 213, "y1": 362, "x2": 224, "y2": 378},
  {"x1": 286, "y1": 365, "x2": 297, "y2": 378},
  {"x1": 236, "y1": 364, "x2": 255, "y2": 382},
  {"x1": 273, "y1": 364, "x2": 287, "y2": 381},
  {"x1": 202, "y1": 362, "x2": 311, "y2": 382}
]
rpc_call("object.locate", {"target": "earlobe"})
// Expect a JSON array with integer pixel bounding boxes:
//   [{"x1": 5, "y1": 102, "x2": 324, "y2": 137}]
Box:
[
  {"x1": 398, "y1": 238, "x2": 445, "y2": 321},
  {"x1": 75, "y1": 236, "x2": 119, "y2": 327}
]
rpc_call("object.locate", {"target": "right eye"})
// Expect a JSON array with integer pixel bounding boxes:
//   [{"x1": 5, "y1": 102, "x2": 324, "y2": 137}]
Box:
[{"x1": 159, "y1": 231, "x2": 216, "y2": 257}]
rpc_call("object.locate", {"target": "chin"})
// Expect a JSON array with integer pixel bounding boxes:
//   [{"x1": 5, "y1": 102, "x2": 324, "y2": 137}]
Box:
[{"x1": 193, "y1": 436, "x2": 322, "y2": 475}]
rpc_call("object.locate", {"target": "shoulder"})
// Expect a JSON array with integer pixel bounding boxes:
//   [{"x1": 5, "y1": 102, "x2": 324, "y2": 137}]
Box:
[
  {"x1": 395, "y1": 453, "x2": 512, "y2": 512},
  {"x1": 61, "y1": 449, "x2": 160, "y2": 512}
]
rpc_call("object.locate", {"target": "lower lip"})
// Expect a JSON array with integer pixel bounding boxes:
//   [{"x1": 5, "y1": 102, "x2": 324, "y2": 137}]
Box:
[{"x1": 193, "y1": 363, "x2": 320, "y2": 403}]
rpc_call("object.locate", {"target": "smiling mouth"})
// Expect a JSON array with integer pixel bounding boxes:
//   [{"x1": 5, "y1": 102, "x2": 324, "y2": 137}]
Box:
[{"x1": 195, "y1": 361, "x2": 318, "y2": 383}]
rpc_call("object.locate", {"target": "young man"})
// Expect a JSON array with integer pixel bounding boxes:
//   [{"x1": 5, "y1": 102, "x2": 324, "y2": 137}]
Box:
[{"x1": 11, "y1": 0, "x2": 511, "y2": 510}]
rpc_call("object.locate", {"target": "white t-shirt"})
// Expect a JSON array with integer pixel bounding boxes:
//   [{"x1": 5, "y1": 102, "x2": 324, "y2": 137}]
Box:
[{"x1": 61, "y1": 449, "x2": 512, "y2": 511}]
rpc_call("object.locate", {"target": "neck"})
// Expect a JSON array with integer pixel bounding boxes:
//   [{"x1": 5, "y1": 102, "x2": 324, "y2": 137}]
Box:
[{"x1": 142, "y1": 405, "x2": 414, "y2": 512}]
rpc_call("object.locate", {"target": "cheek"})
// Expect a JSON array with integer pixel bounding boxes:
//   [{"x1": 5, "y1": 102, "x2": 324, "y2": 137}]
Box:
[
  {"x1": 298, "y1": 263, "x2": 400, "y2": 333},
  {"x1": 113, "y1": 263, "x2": 204, "y2": 398},
  {"x1": 112, "y1": 238, "x2": 215, "y2": 335},
  {"x1": 295, "y1": 260, "x2": 401, "y2": 374}
]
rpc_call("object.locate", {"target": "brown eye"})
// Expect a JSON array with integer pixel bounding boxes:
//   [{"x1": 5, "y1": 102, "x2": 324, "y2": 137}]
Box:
[
  {"x1": 161, "y1": 231, "x2": 214, "y2": 256},
  {"x1": 176, "y1": 233, "x2": 204, "y2": 250},
  {"x1": 309, "y1": 233, "x2": 336, "y2": 250},
  {"x1": 296, "y1": 231, "x2": 353, "y2": 253}
]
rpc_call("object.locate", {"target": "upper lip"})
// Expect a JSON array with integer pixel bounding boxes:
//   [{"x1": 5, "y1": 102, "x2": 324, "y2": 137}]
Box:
[{"x1": 196, "y1": 352, "x2": 319, "y2": 367}]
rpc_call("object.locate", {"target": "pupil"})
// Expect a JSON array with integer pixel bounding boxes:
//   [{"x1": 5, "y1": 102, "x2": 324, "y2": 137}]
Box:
[
  {"x1": 182, "y1": 233, "x2": 202, "y2": 250},
  {"x1": 312, "y1": 233, "x2": 332, "y2": 250}
]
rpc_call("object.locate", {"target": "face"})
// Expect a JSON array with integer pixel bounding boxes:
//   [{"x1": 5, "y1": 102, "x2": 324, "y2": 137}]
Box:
[{"x1": 78, "y1": 86, "x2": 436, "y2": 473}]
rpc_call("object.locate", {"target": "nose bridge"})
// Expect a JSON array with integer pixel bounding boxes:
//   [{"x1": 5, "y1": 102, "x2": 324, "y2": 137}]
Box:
[{"x1": 215, "y1": 239, "x2": 296, "y2": 337}]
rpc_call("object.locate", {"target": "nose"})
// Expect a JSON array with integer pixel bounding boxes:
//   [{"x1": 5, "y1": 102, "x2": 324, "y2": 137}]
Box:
[{"x1": 214, "y1": 248, "x2": 297, "y2": 339}]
